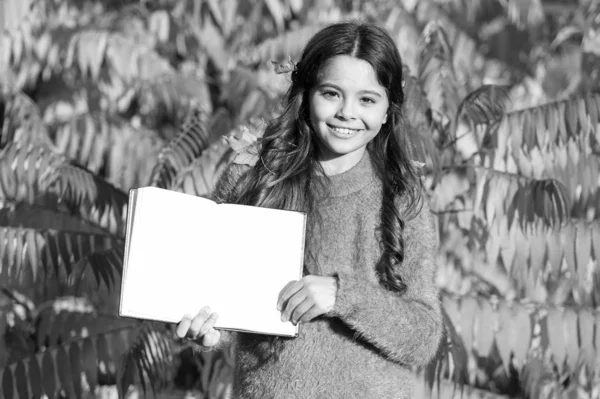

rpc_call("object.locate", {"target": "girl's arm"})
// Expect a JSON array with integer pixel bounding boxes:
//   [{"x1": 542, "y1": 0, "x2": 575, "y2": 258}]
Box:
[{"x1": 330, "y1": 199, "x2": 443, "y2": 369}]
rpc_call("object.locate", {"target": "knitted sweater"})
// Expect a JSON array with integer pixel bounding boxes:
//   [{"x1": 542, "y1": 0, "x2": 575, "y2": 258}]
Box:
[{"x1": 211, "y1": 152, "x2": 443, "y2": 399}]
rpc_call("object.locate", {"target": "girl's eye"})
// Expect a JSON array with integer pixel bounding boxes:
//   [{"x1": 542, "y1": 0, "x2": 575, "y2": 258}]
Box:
[
  {"x1": 361, "y1": 97, "x2": 376, "y2": 104},
  {"x1": 322, "y1": 91, "x2": 339, "y2": 98}
]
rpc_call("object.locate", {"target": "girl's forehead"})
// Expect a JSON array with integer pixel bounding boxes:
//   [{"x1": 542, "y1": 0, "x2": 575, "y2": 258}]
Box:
[{"x1": 317, "y1": 55, "x2": 385, "y2": 92}]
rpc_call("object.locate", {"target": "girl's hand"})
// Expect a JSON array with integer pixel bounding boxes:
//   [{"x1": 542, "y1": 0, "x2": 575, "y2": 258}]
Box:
[
  {"x1": 277, "y1": 276, "x2": 338, "y2": 324},
  {"x1": 176, "y1": 306, "x2": 221, "y2": 347}
]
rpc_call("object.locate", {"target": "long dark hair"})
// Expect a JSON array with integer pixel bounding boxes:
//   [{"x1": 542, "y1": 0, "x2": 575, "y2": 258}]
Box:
[{"x1": 231, "y1": 21, "x2": 423, "y2": 294}]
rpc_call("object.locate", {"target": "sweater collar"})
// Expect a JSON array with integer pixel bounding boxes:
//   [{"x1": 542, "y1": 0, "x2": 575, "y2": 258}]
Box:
[{"x1": 321, "y1": 151, "x2": 379, "y2": 198}]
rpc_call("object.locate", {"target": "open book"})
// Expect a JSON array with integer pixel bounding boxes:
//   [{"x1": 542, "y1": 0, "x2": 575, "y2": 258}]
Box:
[{"x1": 119, "y1": 186, "x2": 306, "y2": 337}]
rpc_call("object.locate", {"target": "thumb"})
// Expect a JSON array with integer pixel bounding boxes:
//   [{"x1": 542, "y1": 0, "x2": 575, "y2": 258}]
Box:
[{"x1": 202, "y1": 328, "x2": 221, "y2": 347}]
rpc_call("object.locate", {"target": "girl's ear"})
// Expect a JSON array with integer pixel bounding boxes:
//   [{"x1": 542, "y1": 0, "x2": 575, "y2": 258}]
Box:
[{"x1": 382, "y1": 114, "x2": 388, "y2": 125}]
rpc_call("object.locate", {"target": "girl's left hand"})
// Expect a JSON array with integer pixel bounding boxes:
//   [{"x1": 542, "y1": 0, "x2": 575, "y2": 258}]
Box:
[{"x1": 277, "y1": 276, "x2": 338, "y2": 324}]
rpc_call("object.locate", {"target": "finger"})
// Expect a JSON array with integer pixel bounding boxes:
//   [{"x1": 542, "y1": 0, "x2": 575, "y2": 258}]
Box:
[
  {"x1": 188, "y1": 306, "x2": 211, "y2": 338},
  {"x1": 202, "y1": 328, "x2": 221, "y2": 347},
  {"x1": 176, "y1": 315, "x2": 192, "y2": 339},
  {"x1": 198, "y1": 312, "x2": 218, "y2": 337},
  {"x1": 277, "y1": 280, "x2": 301, "y2": 311},
  {"x1": 290, "y1": 299, "x2": 314, "y2": 325},
  {"x1": 282, "y1": 291, "x2": 307, "y2": 322},
  {"x1": 299, "y1": 305, "x2": 325, "y2": 323}
]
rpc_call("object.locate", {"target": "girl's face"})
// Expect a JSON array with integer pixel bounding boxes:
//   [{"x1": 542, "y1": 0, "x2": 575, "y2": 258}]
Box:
[{"x1": 309, "y1": 55, "x2": 389, "y2": 175}]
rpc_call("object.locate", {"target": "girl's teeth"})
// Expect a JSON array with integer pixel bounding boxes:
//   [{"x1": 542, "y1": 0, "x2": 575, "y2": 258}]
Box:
[{"x1": 332, "y1": 127, "x2": 356, "y2": 135}]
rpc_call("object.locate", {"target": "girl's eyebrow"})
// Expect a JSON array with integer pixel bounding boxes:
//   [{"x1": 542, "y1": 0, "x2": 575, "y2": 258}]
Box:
[{"x1": 316, "y1": 82, "x2": 383, "y2": 98}]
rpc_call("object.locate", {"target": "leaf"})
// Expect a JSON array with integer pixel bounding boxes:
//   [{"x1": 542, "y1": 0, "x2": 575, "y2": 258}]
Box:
[
  {"x1": 546, "y1": 228, "x2": 563, "y2": 279},
  {"x1": 510, "y1": 305, "x2": 531, "y2": 368},
  {"x1": 36, "y1": 307, "x2": 54, "y2": 348},
  {"x1": 0, "y1": 91, "x2": 53, "y2": 150},
  {"x1": 459, "y1": 296, "x2": 477, "y2": 352},
  {"x1": 456, "y1": 85, "x2": 510, "y2": 128},
  {"x1": 562, "y1": 222, "x2": 577, "y2": 278},
  {"x1": 82, "y1": 338, "x2": 98, "y2": 393},
  {"x1": 271, "y1": 56, "x2": 296, "y2": 74},
  {"x1": 42, "y1": 352, "x2": 57, "y2": 398},
  {"x1": 2, "y1": 367, "x2": 13, "y2": 399},
  {"x1": 417, "y1": 20, "x2": 460, "y2": 124},
  {"x1": 264, "y1": 0, "x2": 286, "y2": 32},
  {"x1": 577, "y1": 309, "x2": 595, "y2": 372},
  {"x1": 28, "y1": 356, "x2": 43, "y2": 398},
  {"x1": 495, "y1": 301, "x2": 513, "y2": 374},
  {"x1": 69, "y1": 342, "x2": 83, "y2": 399},
  {"x1": 237, "y1": 25, "x2": 324, "y2": 65},
  {"x1": 401, "y1": 73, "x2": 439, "y2": 172},
  {"x1": 40, "y1": 162, "x2": 128, "y2": 236},
  {"x1": 14, "y1": 361, "x2": 28, "y2": 399},
  {"x1": 48, "y1": 311, "x2": 68, "y2": 347},
  {"x1": 596, "y1": 314, "x2": 600, "y2": 373},
  {"x1": 56, "y1": 347, "x2": 75, "y2": 399},
  {"x1": 546, "y1": 308, "x2": 566, "y2": 371},
  {"x1": 529, "y1": 221, "x2": 546, "y2": 278},
  {"x1": 551, "y1": 26, "x2": 584, "y2": 49},
  {"x1": 149, "y1": 108, "x2": 210, "y2": 189},
  {"x1": 0, "y1": 227, "x2": 120, "y2": 288},
  {"x1": 97, "y1": 334, "x2": 112, "y2": 373},
  {"x1": 575, "y1": 220, "x2": 591, "y2": 274},
  {"x1": 500, "y1": 93, "x2": 600, "y2": 154},
  {"x1": 563, "y1": 308, "x2": 579, "y2": 371},
  {"x1": 475, "y1": 298, "x2": 495, "y2": 357}
]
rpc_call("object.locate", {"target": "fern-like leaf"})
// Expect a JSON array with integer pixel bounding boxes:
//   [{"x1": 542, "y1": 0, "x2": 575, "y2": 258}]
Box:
[
  {"x1": 149, "y1": 109, "x2": 210, "y2": 189},
  {"x1": 417, "y1": 21, "x2": 461, "y2": 127},
  {"x1": 0, "y1": 91, "x2": 55, "y2": 150},
  {"x1": 473, "y1": 169, "x2": 571, "y2": 231},
  {"x1": 0, "y1": 142, "x2": 66, "y2": 205},
  {"x1": 172, "y1": 120, "x2": 265, "y2": 197},
  {"x1": 40, "y1": 162, "x2": 129, "y2": 236},
  {"x1": 455, "y1": 84, "x2": 510, "y2": 132},
  {"x1": 442, "y1": 292, "x2": 599, "y2": 380},
  {"x1": 236, "y1": 25, "x2": 325, "y2": 66},
  {"x1": 401, "y1": 72, "x2": 440, "y2": 172},
  {"x1": 495, "y1": 92, "x2": 600, "y2": 154},
  {"x1": 69, "y1": 247, "x2": 124, "y2": 294},
  {"x1": 220, "y1": 67, "x2": 279, "y2": 124},
  {"x1": 502, "y1": 0, "x2": 545, "y2": 29},
  {"x1": 0, "y1": 227, "x2": 121, "y2": 290},
  {"x1": 173, "y1": 136, "x2": 235, "y2": 198},
  {"x1": 52, "y1": 112, "x2": 114, "y2": 174},
  {"x1": 124, "y1": 73, "x2": 213, "y2": 129},
  {"x1": 119, "y1": 323, "x2": 174, "y2": 396},
  {"x1": 488, "y1": 92, "x2": 600, "y2": 218}
]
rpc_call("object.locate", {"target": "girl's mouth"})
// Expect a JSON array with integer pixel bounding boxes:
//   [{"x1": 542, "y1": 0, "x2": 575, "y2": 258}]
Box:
[{"x1": 328, "y1": 124, "x2": 361, "y2": 136}]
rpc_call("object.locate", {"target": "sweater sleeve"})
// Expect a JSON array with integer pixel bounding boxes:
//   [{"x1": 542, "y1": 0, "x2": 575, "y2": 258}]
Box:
[{"x1": 330, "y1": 198, "x2": 443, "y2": 368}]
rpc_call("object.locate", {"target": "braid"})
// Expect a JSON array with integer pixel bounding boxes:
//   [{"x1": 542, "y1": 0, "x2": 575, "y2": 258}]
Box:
[{"x1": 376, "y1": 179, "x2": 407, "y2": 293}]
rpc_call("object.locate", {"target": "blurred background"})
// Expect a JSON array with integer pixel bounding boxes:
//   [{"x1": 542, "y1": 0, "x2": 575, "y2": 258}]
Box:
[{"x1": 1, "y1": 0, "x2": 599, "y2": 398}]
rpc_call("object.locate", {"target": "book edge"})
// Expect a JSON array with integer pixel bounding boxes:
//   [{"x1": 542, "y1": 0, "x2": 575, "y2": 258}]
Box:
[{"x1": 118, "y1": 188, "x2": 138, "y2": 318}]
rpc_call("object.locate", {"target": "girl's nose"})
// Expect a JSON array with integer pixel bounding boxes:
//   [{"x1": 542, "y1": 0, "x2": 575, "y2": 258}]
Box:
[{"x1": 336, "y1": 100, "x2": 356, "y2": 120}]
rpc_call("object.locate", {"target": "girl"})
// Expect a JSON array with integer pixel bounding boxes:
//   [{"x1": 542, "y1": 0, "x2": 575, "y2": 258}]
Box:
[{"x1": 177, "y1": 21, "x2": 443, "y2": 398}]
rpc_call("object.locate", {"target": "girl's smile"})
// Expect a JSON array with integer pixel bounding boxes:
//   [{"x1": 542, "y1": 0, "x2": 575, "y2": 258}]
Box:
[
  {"x1": 327, "y1": 124, "x2": 362, "y2": 137},
  {"x1": 309, "y1": 55, "x2": 389, "y2": 175}
]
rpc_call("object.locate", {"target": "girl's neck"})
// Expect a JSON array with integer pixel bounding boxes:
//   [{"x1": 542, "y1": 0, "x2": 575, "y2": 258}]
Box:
[
  {"x1": 319, "y1": 151, "x2": 377, "y2": 198},
  {"x1": 319, "y1": 149, "x2": 367, "y2": 176}
]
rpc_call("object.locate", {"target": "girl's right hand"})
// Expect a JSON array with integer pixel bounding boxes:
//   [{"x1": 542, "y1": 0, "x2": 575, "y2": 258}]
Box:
[{"x1": 176, "y1": 306, "x2": 221, "y2": 347}]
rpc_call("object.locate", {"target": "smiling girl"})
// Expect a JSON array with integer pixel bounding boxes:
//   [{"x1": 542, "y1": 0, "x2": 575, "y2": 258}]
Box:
[{"x1": 176, "y1": 21, "x2": 443, "y2": 398}]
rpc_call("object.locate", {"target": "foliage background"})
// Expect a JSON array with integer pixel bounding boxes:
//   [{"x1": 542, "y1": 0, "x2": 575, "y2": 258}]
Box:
[{"x1": 0, "y1": 0, "x2": 599, "y2": 398}]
